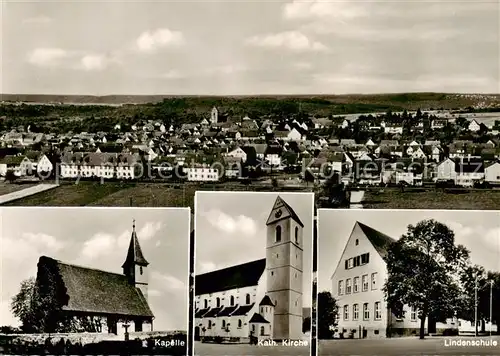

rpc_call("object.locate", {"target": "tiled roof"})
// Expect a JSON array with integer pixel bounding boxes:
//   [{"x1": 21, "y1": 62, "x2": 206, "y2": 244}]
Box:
[
  {"x1": 195, "y1": 259, "x2": 266, "y2": 295},
  {"x1": 259, "y1": 296, "x2": 275, "y2": 307},
  {"x1": 217, "y1": 305, "x2": 239, "y2": 317},
  {"x1": 249, "y1": 313, "x2": 270, "y2": 324},
  {"x1": 203, "y1": 307, "x2": 223, "y2": 318},
  {"x1": 195, "y1": 307, "x2": 211, "y2": 318},
  {"x1": 37, "y1": 256, "x2": 153, "y2": 318},
  {"x1": 231, "y1": 303, "x2": 255, "y2": 316},
  {"x1": 356, "y1": 222, "x2": 396, "y2": 258},
  {"x1": 266, "y1": 196, "x2": 304, "y2": 228}
]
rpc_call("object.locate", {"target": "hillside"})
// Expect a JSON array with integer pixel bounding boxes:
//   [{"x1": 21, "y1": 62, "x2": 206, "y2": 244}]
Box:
[{"x1": 2, "y1": 93, "x2": 500, "y2": 111}]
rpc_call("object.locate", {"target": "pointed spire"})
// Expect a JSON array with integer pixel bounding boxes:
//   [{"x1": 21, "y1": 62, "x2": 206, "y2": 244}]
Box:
[{"x1": 122, "y1": 219, "x2": 149, "y2": 268}]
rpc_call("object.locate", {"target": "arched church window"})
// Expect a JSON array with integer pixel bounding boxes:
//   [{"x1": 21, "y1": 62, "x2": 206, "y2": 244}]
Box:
[
  {"x1": 275, "y1": 225, "x2": 281, "y2": 242},
  {"x1": 230, "y1": 296, "x2": 235, "y2": 306},
  {"x1": 216, "y1": 297, "x2": 221, "y2": 308},
  {"x1": 295, "y1": 227, "x2": 299, "y2": 244},
  {"x1": 245, "y1": 294, "x2": 251, "y2": 304}
]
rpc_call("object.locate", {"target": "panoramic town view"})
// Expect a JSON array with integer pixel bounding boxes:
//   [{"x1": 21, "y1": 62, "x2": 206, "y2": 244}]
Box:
[{"x1": 1, "y1": 0, "x2": 499, "y2": 355}]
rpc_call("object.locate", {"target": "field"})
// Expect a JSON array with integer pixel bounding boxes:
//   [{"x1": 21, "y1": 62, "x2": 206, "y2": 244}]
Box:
[
  {"x1": 3, "y1": 181, "x2": 308, "y2": 209},
  {"x1": 0, "y1": 182, "x2": 37, "y2": 196},
  {"x1": 363, "y1": 188, "x2": 500, "y2": 210}
]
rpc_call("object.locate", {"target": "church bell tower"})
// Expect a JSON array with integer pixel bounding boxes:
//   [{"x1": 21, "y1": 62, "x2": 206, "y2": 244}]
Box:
[
  {"x1": 122, "y1": 219, "x2": 149, "y2": 300},
  {"x1": 265, "y1": 196, "x2": 304, "y2": 340}
]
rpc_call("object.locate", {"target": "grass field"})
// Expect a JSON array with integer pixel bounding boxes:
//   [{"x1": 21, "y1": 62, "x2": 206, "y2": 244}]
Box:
[
  {"x1": 363, "y1": 189, "x2": 500, "y2": 210},
  {"x1": 0, "y1": 182, "x2": 38, "y2": 196},
  {"x1": 3, "y1": 181, "x2": 303, "y2": 209}
]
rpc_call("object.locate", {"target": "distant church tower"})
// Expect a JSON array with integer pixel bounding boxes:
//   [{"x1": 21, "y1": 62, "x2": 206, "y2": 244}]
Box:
[
  {"x1": 122, "y1": 219, "x2": 149, "y2": 300},
  {"x1": 210, "y1": 107, "x2": 218, "y2": 124},
  {"x1": 265, "y1": 196, "x2": 304, "y2": 340}
]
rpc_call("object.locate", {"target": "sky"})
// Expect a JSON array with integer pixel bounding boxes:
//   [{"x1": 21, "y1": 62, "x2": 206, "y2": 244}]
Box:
[
  {"x1": 2, "y1": 0, "x2": 499, "y2": 95},
  {"x1": 317, "y1": 209, "x2": 500, "y2": 293},
  {"x1": 195, "y1": 191, "x2": 314, "y2": 307},
  {"x1": 0, "y1": 207, "x2": 190, "y2": 331}
]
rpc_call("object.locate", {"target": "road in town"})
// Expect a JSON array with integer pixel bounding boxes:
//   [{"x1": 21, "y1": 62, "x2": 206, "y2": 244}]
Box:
[{"x1": 319, "y1": 336, "x2": 500, "y2": 355}]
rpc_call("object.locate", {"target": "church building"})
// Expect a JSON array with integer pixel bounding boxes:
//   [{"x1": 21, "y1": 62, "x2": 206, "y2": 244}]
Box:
[
  {"x1": 36, "y1": 220, "x2": 154, "y2": 335},
  {"x1": 194, "y1": 196, "x2": 304, "y2": 342},
  {"x1": 331, "y1": 221, "x2": 457, "y2": 339}
]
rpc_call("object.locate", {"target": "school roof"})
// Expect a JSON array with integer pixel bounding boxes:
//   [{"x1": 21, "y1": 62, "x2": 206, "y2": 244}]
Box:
[
  {"x1": 195, "y1": 258, "x2": 266, "y2": 295},
  {"x1": 37, "y1": 256, "x2": 154, "y2": 318},
  {"x1": 356, "y1": 221, "x2": 396, "y2": 258}
]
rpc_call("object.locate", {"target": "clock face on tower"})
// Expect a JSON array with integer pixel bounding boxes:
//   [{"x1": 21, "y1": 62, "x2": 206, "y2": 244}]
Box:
[{"x1": 275, "y1": 209, "x2": 282, "y2": 218}]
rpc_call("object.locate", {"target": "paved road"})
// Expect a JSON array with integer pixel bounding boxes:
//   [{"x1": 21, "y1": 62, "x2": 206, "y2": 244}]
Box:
[
  {"x1": 194, "y1": 341, "x2": 310, "y2": 356},
  {"x1": 319, "y1": 336, "x2": 500, "y2": 355}
]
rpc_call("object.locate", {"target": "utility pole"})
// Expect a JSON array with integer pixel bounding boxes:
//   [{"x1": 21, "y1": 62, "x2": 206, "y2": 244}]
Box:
[
  {"x1": 475, "y1": 273, "x2": 478, "y2": 337},
  {"x1": 490, "y1": 279, "x2": 493, "y2": 337}
]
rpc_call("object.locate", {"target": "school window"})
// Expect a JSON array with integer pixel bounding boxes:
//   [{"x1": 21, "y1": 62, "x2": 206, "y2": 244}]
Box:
[
  {"x1": 355, "y1": 239, "x2": 359, "y2": 246},
  {"x1": 343, "y1": 305, "x2": 349, "y2": 320},
  {"x1": 353, "y1": 304, "x2": 359, "y2": 321},
  {"x1": 363, "y1": 303, "x2": 369, "y2": 320},
  {"x1": 362, "y1": 275, "x2": 368, "y2": 292},
  {"x1": 346, "y1": 279, "x2": 352, "y2": 294},
  {"x1": 361, "y1": 253, "x2": 370, "y2": 265},
  {"x1": 353, "y1": 277, "x2": 359, "y2": 293},
  {"x1": 411, "y1": 306, "x2": 417, "y2": 321},
  {"x1": 371, "y1": 273, "x2": 378, "y2": 290},
  {"x1": 375, "y1": 302, "x2": 381, "y2": 320},
  {"x1": 338, "y1": 280, "x2": 344, "y2": 295}
]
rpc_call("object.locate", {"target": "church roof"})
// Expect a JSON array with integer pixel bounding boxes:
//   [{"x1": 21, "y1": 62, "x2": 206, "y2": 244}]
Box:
[
  {"x1": 249, "y1": 313, "x2": 270, "y2": 324},
  {"x1": 122, "y1": 220, "x2": 149, "y2": 268},
  {"x1": 195, "y1": 258, "x2": 266, "y2": 295},
  {"x1": 203, "y1": 307, "x2": 223, "y2": 318},
  {"x1": 231, "y1": 303, "x2": 255, "y2": 316},
  {"x1": 217, "y1": 305, "x2": 239, "y2": 317},
  {"x1": 356, "y1": 221, "x2": 396, "y2": 258},
  {"x1": 37, "y1": 256, "x2": 154, "y2": 318},
  {"x1": 266, "y1": 196, "x2": 304, "y2": 227},
  {"x1": 259, "y1": 295, "x2": 275, "y2": 307},
  {"x1": 194, "y1": 307, "x2": 210, "y2": 318}
]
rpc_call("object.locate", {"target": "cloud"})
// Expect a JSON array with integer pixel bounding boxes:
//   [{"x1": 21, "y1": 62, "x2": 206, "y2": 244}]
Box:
[
  {"x1": 246, "y1": 31, "x2": 328, "y2": 52},
  {"x1": 22, "y1": 232, "x2": 64, "y2": 251},
  {"x1": 201, "y1": 209, "x2": 258, "y2": 236},
  {"x1": 198, "y1": 261, "x2": 217, "y2": 274},
  {"x1": 80, "y1": 54, "x2": 109, "y2": 71},
  {"x1": 22, "y1": 15, "x2": 52, "y2": 25},
  {"x1": 284, "y1": 0, "x2": 368, "y2": 21},
  {"x1": 161, "y1": 69, "x2": 185, "y2": 79},
  {"x1": 27, "y1": 48, "x2": 71, "y2": 67},
  {"x1": 136, "y1": 28, "x2": 184, "y2": 52},
  {"x1": 152, "y1": 271, "x2": 186, "y2": 290},
  {"x1": 137, "y1": 221, "x2": 163, "y2": 241}
]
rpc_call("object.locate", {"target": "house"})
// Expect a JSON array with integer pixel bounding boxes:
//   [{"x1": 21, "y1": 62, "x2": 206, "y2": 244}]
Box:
[
  {"x1": 0, "y1": 155, "x2": 26, "y2": 176},
  {"x1": 468, "y1": 119, "x2": 481, "y2": 132},
  {"x1": 184, "y1": 164, "x2": 220, "y2": 182},
  {"x1": 264, "y1": 145, "x2": 283, "y2": 167},
  {"x1": 35, "y1": 221, "x2": 154, "y2": 335},
  {"x1": 59, "y1": 152, "x2": 138, "y2": 179},
  {"x1": 224, "y1": 156, "x2": 243, "y2": 179},
  {"x1": 331, "y1": 222, "x2": 457, "y2": 339},
  {"x1": 194, "y1": 197, "x2": 305, "y2": 341},
  {"x1": 485, "y1": 161, "x2": 500, "y2": 185},
  {"x1": 454, "y1": 159, "x2": 484, "y2": 187},
  {"x1": 435, "y1": 158, "x2": 456, "y2": 182},
  {"x1": 226, "y1": 147, "x2": 248, "y2": 162}
]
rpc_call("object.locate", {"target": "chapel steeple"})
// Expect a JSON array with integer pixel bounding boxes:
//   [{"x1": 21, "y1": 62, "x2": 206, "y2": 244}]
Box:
[{"x1": 122, "y1": 219, "x2": 149, "y2": 300}]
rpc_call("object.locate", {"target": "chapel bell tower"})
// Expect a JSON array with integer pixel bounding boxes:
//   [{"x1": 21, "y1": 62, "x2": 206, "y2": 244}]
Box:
[
  {"x1": 122, "y1": 219, "x2": 149, "y2": 300},
  {"x1": 265, "y1": 196, "x2": 304, "y2": 340}
]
